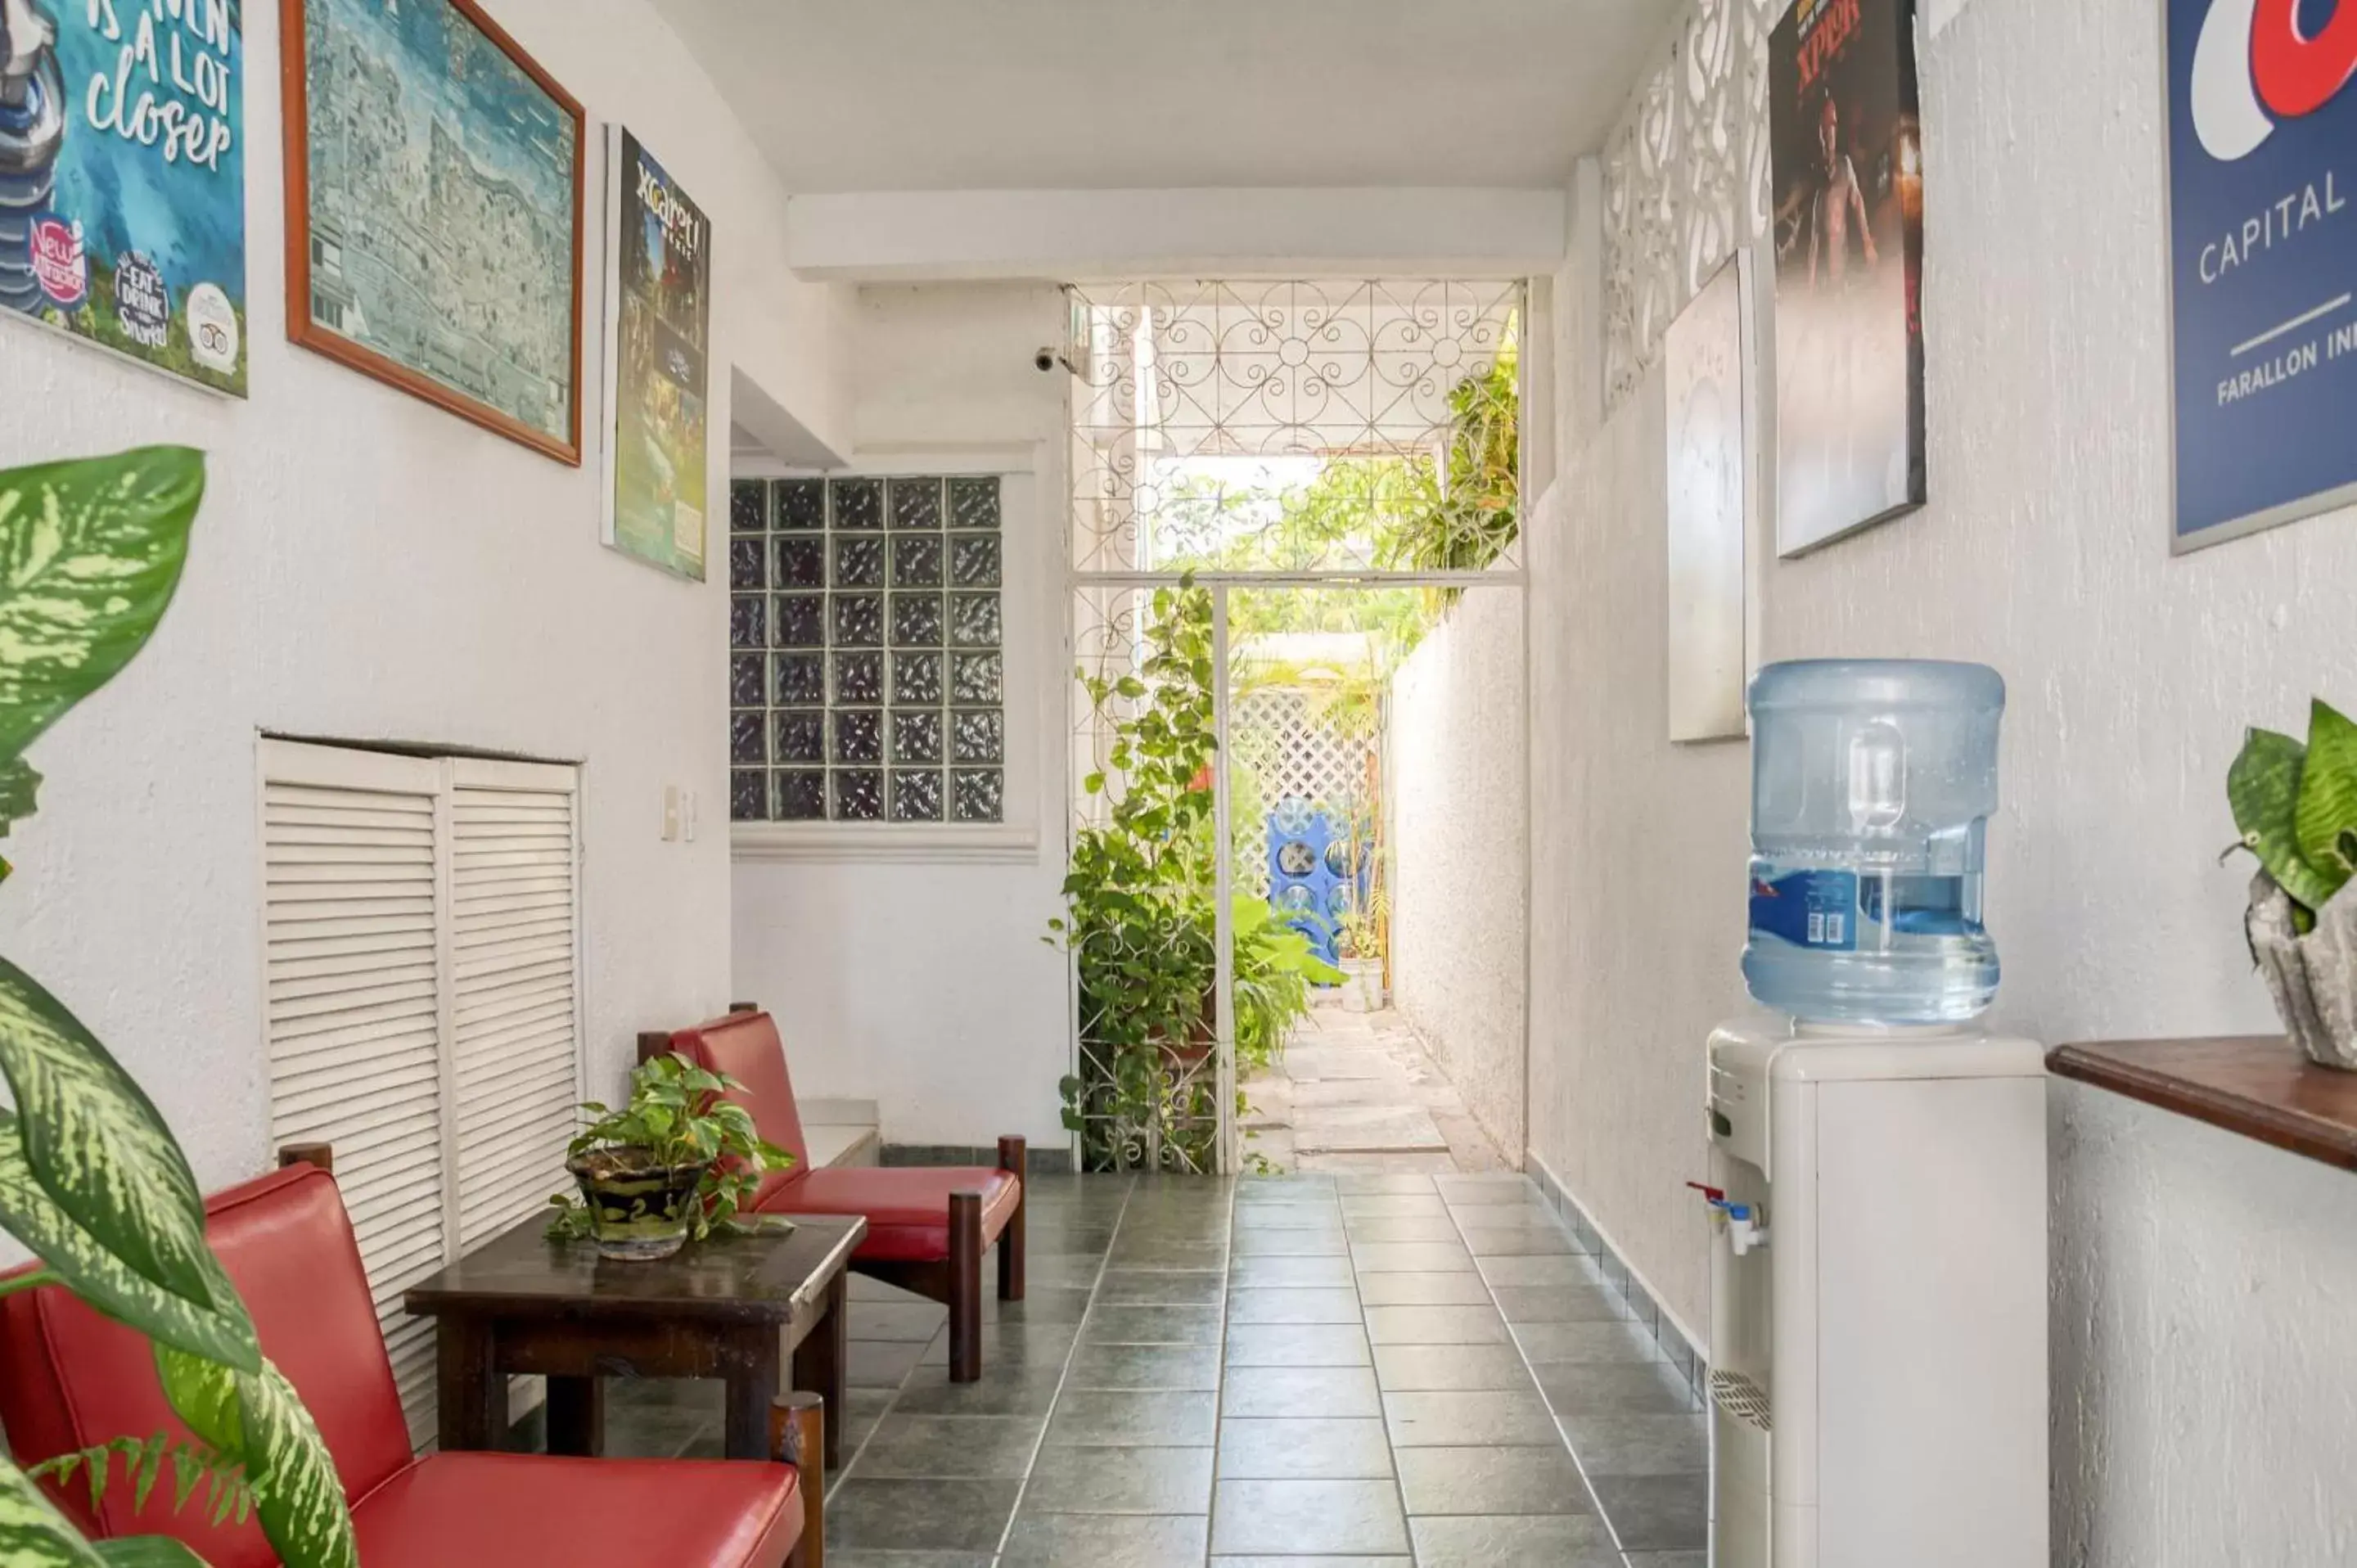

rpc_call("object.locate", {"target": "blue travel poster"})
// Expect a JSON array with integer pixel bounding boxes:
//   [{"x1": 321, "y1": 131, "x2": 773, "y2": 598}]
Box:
[
  {"x1": 2168, "y1": 0, "x2": 2357, "y2": 548},
  {"x1": 0, "y1": 0, "x2": 247, "y2": 394}
]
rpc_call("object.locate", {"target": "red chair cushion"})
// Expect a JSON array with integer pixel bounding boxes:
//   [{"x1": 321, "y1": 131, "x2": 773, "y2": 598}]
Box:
[
  {"x1": 351, "y1": 1451, "x2": 800, "y2": 1568},
  {"x1": 766, "y1": 1166, "x2": 1021, "y2": 1264},
  {"x1": 669, "y1": 1011, "x2": 810, "y2": 1197}
]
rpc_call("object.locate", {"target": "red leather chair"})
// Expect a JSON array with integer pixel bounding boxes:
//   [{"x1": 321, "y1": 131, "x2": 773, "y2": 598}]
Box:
[
  {"x1": 651, "y1": 1007, "x2": 1025, "y2": 1382},
  {"x1": 0, "y1": 1156, "x2": 812, "y2": 1568}
]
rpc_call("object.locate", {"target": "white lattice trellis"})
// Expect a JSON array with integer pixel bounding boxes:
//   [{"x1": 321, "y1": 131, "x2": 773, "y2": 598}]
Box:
[{"x1": 1233, "y1": 689, "x2": 1374, "y2": 816}]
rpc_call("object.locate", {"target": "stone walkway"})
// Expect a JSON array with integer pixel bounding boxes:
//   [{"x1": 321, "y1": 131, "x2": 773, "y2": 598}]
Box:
[{"x1": 1242, "y1": 1001, "x2": 1509, "y2": 1174}]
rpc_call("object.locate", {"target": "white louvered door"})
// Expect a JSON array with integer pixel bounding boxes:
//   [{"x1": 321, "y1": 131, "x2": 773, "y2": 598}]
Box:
[{"x1": 259, "y1": 741, "x2": 583, "y2": 1450}]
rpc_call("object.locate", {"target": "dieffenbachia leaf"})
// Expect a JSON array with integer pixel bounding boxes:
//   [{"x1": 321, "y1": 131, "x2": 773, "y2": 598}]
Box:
[
  {"x1": 156, "y1": 1350, "x2": 356, "y2": 1568},
  {"x1": 0, "y1": 1454, "x2": 117, "y2": 1567},
  {"x1": 0, "y1": 448, "x2": 202, "y2": 774},
  {"x1": 2295, "y1": 699, "x2": 2357, "y2": 892},
  {"x1": 0, "y1": 1115, "x2": 256, "y2": 1372},
  {"x1": 90, "y1": 1542, "x2": 205, "y2": 1566},
  {"x1": 2229, "y1": 725, "x2": 2340, "y2": 910},
  {"x1": 0, "y1": 757, "x2": 36, "y2": 875},
  {"x1": 0, "y1": 961, "x2": 219, "y2": 1313}
]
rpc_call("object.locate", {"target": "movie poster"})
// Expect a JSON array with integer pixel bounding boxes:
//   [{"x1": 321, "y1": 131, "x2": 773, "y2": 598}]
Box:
[
  {"x1": 0, "y1": 0, "x2": 246, "y2": 394},
  {"x1": 602, "y1": 127, "x2": 710, "y2": 580},
  {"x1": 1769, "y1": 0, "x2": 1923, "y2": 555},
  {"x1": 2165, "y1": 0, "x2": 2357, "y2": 552}
]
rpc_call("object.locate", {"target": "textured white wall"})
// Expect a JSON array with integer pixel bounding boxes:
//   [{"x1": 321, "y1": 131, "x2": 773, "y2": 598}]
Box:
[
  {"x1": 731, "y1": 284, "x2": 1074, "y2": 1145},
  {"x1": 0, "y1": 0, "x2": 850, "y2": 1193},
  {"x1": 1389, "y1": 589, "x2": 1529, "y2": 1160},
  {"x1": 1533, "y1": 0, "x2": 2357, "y2": 1550}
]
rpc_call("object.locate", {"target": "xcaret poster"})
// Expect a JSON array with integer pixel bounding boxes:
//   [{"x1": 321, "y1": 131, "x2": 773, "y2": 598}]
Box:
[
  {"x1": 2166, "y1": 0, "x2": 2357, "y2": 552},
  {"x1": 1769, "y1": 0, "x2": 1924, "y2": 556},
  {"x1": 0, "y1": 0, "x2": 246, "y2": 394},
  {"x1": 602, "y1": 127, "x2": 710, "y2": 580}
]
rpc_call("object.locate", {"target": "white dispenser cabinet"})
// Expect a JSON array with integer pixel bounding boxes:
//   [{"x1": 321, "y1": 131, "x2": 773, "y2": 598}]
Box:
[{"x1": 1706, "y1": 1018, "x2": 2047, "y2": 1568}]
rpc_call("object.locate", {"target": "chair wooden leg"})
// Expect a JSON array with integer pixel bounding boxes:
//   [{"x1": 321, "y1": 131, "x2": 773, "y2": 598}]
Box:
[
  {"x1": 996, "y1": 1136, "x2": 1027, "y2": 1302},
  {"x1": 773, "y1": 1391, "x2": 824, "y2": 1568},
  {"x1": 949, "y1": 1190, "x2": 983, "y2": 1383}
]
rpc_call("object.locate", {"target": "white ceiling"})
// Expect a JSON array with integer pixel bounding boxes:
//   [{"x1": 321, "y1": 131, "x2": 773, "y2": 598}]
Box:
[{"x1": 653, "y1": 0, "x2": 1675, "y2": 193}]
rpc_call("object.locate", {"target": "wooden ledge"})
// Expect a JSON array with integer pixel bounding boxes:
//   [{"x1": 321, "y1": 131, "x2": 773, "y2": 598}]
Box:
[{"x1": 2047, "y1": 1036, "x2": 2357, "y2": 1171}]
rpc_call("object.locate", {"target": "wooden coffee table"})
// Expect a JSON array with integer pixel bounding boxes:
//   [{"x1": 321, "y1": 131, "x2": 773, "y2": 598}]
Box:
[{"x1": 405, "y1": 1212, "x2": 867, "y2": 1467}]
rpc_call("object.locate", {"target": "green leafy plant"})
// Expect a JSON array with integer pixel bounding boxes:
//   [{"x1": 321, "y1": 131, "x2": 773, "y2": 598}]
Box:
[
  {"x1": 545, "y1": 1052, "x2": 795, "y2": 1242},
  {"x1": 2228, "y1": 698, "x2": 2357, "y2": 930},
  {"x1": 1231, "y1": 896, "x2": 1344, "y2": 1069},
  {"x1": 0, "y1": 448, "x2": 360, "y2": 1566}
]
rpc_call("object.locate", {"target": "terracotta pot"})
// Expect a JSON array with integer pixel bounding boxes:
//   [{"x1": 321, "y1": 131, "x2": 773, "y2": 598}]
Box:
[
  {"x1": 566, "y1": 1152, "x2": 708, "y2": 1260},
  {"x1": 2247, "y1": 871, "x2": 2357, "y2": 1070}
]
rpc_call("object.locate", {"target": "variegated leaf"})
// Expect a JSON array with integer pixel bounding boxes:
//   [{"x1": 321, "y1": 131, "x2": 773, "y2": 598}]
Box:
[
  {"x1": 153, "y1": 1349, "x2": 242, "y2": 1458},
  {"x1": 0, "y1": 962, "x2": 215, "y2": 1309},
  {"x1": 233, "y1": 1362, "x2": 357, "y2": 1568},
  {"x1": 2296, "y1": 699, "x2": 2357, "y2": 890},
  {"x1": 2229, "y1": 726, "x2": 2340, "y2": 911},
  {"x1": 0, "y1": 448, "x2": 202, "y2": 774},
  {"x1": 0, "y1": 1455, "x2": 112, "y2": 1567},
  {"x1": 0, "y1": 1115, "x2": 256, "y2": 1372},
  {"x1": 90, "y1": 1542, "x2": 205, "y2": 1567}
]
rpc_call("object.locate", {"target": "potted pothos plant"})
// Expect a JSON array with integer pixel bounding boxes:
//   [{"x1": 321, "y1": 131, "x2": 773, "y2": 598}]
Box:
[
  {"x1": 2230, "y1": 697, "x2": 2357, "y2": 1069},
  {"x1": 0, "y1": 448, "x2": 361, "y2": 1564},
  {"x1": 546, "y1": 1052, "x2": 794, "y2": 1259}
]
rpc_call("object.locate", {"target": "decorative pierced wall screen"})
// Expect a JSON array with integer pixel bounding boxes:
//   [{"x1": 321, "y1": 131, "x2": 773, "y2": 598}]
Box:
[
  {"x1": 1602, "y1": 0, "x2": 1774, "y2": 417},
  {"x1": 1233, "y1": 688, "x2": 1375, "y2": 817},
  {"x1": 1069, "y1": 278, "x2": 1524, "y2": 574}
]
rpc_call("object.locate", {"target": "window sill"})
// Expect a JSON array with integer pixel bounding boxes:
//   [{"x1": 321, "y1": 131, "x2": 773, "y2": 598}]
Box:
[
  {"x1": 2046, "y1": 1035, "x2": 2357, "y2": 1171},
  {"x1": 730, "y1": 822, "x2": 1042, "y2": 865}
]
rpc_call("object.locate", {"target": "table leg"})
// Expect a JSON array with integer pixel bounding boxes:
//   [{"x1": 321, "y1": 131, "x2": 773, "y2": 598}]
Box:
[
  {"x1": 434, "y1": 1318, "x2": 504, "y2": 1453},
  {"x1": 723, "y1": 1325, "x2": 784, "y2": 1461},
  {"x1": 545, "y1": 1376, "x2": 605, "y2": 1457},
  {"x1": 791, "y1": 1268, "x2": 849, "y2": 1471}
]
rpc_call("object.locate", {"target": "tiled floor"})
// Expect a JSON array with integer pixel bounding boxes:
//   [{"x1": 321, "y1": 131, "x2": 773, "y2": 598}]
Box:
[
  {"x1": 601, "y1": 1170, "x2": 1707, "y2": 1566},
  {"x1": 1242, "y1": 1003, "x2": 1512, "y2": 1174}
]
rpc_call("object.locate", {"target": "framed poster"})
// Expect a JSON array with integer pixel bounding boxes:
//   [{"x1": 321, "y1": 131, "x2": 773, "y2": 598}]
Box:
[
  {"x1": 1769, "y1": 0, "x2": 1927, "y2": 556},
  {"x1": 0, "y1": 0, "x2": 246, "y2": 394},
  {"x1": 2165, "y1": 0, "x2": 2357, "y2": 552},
  {"x1": 282, "y1": 0, "x2": 585, "y2": 464},
  {"x1": 602, "y1": 127, "x2": 711, "y2": 580},
  {"x1": 1665, "y1": 252, "x2": 1753, "y2": 744}
]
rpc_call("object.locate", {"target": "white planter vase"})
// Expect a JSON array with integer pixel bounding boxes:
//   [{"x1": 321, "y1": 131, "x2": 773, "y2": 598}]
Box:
[
  {"x1": 1338, "y1": 957, "x2": 1384, "y2": 1013},
  {"x1": 2247, "y1": 870, "x2": 2357, "y2": 1070}
]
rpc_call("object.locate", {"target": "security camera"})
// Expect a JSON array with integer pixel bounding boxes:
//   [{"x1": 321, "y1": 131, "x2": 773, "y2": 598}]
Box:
[{"x1": 1034, "y1": 347, "x2": 1059, "y2": 374}]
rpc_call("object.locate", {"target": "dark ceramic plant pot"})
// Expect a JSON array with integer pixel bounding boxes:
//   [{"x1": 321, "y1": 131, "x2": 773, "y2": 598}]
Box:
[{"x1": 566, "y1": 1153, "x2": 707, "y2": 1260}]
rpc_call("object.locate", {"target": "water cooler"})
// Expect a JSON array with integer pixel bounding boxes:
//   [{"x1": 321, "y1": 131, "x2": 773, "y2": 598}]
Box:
[{"x1": 1706, "y1": 662, "x2": 2048, "y2": 1568}]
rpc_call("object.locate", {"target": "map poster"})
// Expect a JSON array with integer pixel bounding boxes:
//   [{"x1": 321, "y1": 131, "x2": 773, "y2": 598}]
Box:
[
  {"x1": 283, "y1": 0, "x2": 584, "y2": 463},
  {"x1": 2166, "y1": 0, "x2": 2357, "y2": 552},
  {"x1": 1768, "y1": 0, "x2": 1927, "y2": 556},
  {"x1": 0, "y1": 0, "x2": 247, "y2": 394},
  {"x1": 602, "y1": 127, "x2": 710, "y2": 580}
]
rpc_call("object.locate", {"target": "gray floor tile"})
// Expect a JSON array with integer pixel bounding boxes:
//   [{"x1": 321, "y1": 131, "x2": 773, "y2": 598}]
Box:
[
  {"x1": 1226, "y1": 1322, "x2": 1372, "y2": 1367},
  {"x1": 1372, "y1": 1343, "x2": 1536, "y2": 1393},
  {"x1": 1532, "y1": 1360, "x2": 1700, "y2": 1417},
  {"x1": 1442, "y1": 1203, "x2": 1567, "y2": 1230},
  {"x1": 1344, "y1": 1214, "x2": 1462, "y2": 1243},
  {"x1": 1109, "y1": 1238, "x2": 1229, "y2": 1269},
  {"x1": 829, "y1": 1477, "x2": 1023, "y2": 1553},
  {"x1": 1084, "y1": 1303, "x2": 1225, "y2": 1345},
  {"x1": 1557, "y1": 1413, "x2": 1709, "y2": 1476},
  {"x1": 1383, "y1": 1390, "x2": 1563, "y2": 1448},
  {"x1": 1510, "y1": 1319, "x2": 1657, "y2": 1363},
  {"x1": 1022, "y1": 1444, "x2": 1215, "y2": 1514},
  {"x1": 830, "y1": 1554, "x2": 994, "y2": 1568},
  {"x1": 1066, "y1": 1341, "x2": 1222, "y2": 1391},
  {"x1": 1431, "y1": 1175, "x2": 1538, "y2": 1204},
  {"x1": 1336, "y1": 1194, "x2": 1451, "y2": 1218},
  {"x1": 1233, "y1": 1228, "x2": 1349, "y2": 1256},
  {"x1": 983, "y1": 1286, "x2": 1097, "y2": 1325},
  {"x1": 1355, "y1": 1271, "x2": 1497, "y2": 1306},
  {"x1": 1458, "y1": 1225, "x2": 1575, "y2": 1257},
  {"x1": 1476, "y1": 1254, "x2": 1595, "y2": 1287},
  {"x1": 1352, "y1": 1241, "x2": 1476, "y2": 1273},
  {"x1": 848, "y1": 1300, "x2": 951, "y2": 1341},
  {"x1": 1218, "y1": 1417, "x2": 1395, "y2": 1480},
  {"x1": 1492, "y1": 1282, "x2": 1627, "y2": 1322},
  {"x1": 1000, "y1": 1512, "x2": 1209, "y2": 1566},
  {"x1": 1228, "y1": 1255, "x2": 1357, "y2": 1289},
  {"x1": 850, "y1": 1337, "x2": 931, "y2": 1388},
  {"x1": 1210, "y1": 1479, "x2": 1411, "y2": 1556},
  {"x1": 1589, "y1": 1473, "x2": 1709, "y2": 1551},
  {"x1": 1210, "y1": 1560, "x2": 1410, "y2": 1567},
  {"x1": 1363, "y1": 1304, "x2": 1510, "y2": 1345},
  {"x1": 1408, "y1": 1513, "x2": 1620, "y2": 1567},
  {"x1": 1621, "y1": 1554, "x2": 1708, "y2": 1568},
  {"x1": 1232, "y1": 1205, "x2": 1345, "y2": 1232},
  {"x1": 1331, "y1": 1174, "x2": 1439, "y2": 1195},
  {"x1": 1024, "y1": 1253, "x2": 1113, "y2": 1290},
  {"x1": 917, "y1": 1322, "x2": 1080, "y2": 1369},
  {"x1": 1047, "y1": 1389, "x2": 1218, "y2": 1447},
  {"x1": 850, "y1": 1414, "x2": 1045, "y2": 1480},
  {"x1": 1236, "y1": 1177, "x2": 1338, "y2": 1201},
  {"x1": 1097, "y1": 1269, "x2": 1227, "y2": 1306},
  {"x1": 890, "y1": 1364, "x2": 1068, "y2": 1417},
  {"x1": 1220, "y1": 1363, "x2": 1385, "y2": 1419},
  {"x1": 1395, "y1": 1445, "x2": 1593, "y2": 1516},
  {"x1": 1227, "y1": 1286, "x2": 1362, "y2": 1324}
]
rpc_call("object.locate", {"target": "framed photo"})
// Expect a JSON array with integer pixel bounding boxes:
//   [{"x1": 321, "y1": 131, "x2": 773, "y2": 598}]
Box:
[
  {"x1": 1665, "y1": 251, "x2": 1754, "y2": 744},
  {"x1": 0, "y1": 2, "x2": 246, "y2": 394},
  {"x1": 1768, "y1": 0, "x2": 1927, "y2": 556},
  {"x1": 602, "y1": 127, "x2": 712, "y2": 579},
  {"x1": 282, "y1": 0, "x2": 586, "y2": 464},
  {"x1": 2165, "y1": 0, "x2": 2357, "y2": 552}
]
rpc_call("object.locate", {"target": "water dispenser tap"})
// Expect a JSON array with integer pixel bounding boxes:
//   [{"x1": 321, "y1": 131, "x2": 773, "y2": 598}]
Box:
[{"x1": 1725, "y1": 1203, "x2": 1769, "y2": 1256}]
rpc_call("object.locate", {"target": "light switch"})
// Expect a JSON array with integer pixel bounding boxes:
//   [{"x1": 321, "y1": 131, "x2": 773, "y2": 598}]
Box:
[{"x1": 661, "y1": 784, "x2": 681, "y2": 842}]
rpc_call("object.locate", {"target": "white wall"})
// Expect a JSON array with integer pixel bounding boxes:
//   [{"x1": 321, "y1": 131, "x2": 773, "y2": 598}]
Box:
[
  {"x1": 1532, "y1": 0, "x2": 2357, "y2": 1551},
  {"x1": 0, "y1": 0, "x2": 850, "y2": 1194},
  {"x1": 1389, "y1": 589, "x2": 1528, "y2": 1159},
  {"x1": 730, "y1": 283, "x2": 1074, "y2": 1147}
]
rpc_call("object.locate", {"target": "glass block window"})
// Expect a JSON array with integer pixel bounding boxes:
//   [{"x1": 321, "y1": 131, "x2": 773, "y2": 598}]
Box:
[{"x1": 729, "y1": 475, "x2": 1006, "y2": 825}]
